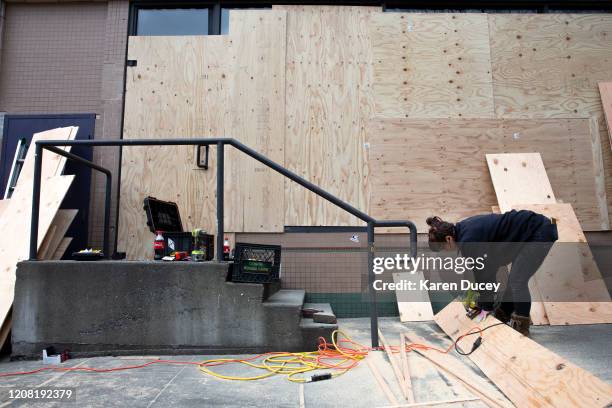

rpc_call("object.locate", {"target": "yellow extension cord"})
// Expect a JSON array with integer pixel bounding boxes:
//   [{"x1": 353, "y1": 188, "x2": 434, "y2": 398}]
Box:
[{"x1": 197, "y1": 330, "x2": 366, "y2": 383}]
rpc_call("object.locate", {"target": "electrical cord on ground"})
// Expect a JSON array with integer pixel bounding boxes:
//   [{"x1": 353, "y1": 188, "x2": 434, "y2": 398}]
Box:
[{"x1": 0, "y1": 324, "x2": 507, "y2": 381}]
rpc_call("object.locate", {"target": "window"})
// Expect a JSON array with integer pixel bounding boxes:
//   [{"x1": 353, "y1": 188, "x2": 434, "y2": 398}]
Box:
[{"x1": 136, "y1": 8, "x2": 209, "y2": 36}]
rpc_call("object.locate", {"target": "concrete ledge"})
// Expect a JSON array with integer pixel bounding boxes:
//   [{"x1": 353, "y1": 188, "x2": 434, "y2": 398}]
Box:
[{"x1": 12, "y1": 261, "x2": 332, "y2": 358}]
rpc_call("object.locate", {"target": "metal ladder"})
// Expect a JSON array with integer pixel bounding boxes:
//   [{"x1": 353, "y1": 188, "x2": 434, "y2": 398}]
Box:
[{"x1": 3, "y1": 138, "x2": 29, "y2": 199}]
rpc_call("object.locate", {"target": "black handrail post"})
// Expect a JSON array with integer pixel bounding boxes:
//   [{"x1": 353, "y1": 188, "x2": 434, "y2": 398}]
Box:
[
  {"x1": 29, "y1": 143, "x2": 43, "y2": 260},
  {"x1": 367, "y1": 221, "x2": 379, "y2": 348},
  {"x1": 216, "y1": 141, "x2": 224, "y2": 261},
  {"x1": 103, "y1": 172, "x2": 112, "y2": 258}
]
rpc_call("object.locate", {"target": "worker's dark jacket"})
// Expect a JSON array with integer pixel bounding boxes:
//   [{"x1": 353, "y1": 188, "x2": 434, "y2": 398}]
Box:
[{"x1": 455, "y1": 210, "x2": 556, "y2": 282}]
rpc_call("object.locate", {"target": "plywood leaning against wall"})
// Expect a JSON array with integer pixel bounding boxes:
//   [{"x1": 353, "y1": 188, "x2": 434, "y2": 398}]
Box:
[
  {"x1": 369, "y1": 12, "x2": 494, "y2": 119},
  {"x1": 486, "y1": 153, "x2": 556, "y2": 211},
  {"x1": 511, "y1": 203, "x2": 612, "y2": 325},
  {"x1": 599, "y1": 82, "x2": 612, "y2": 148},
  {"x1": 0, "y1": 127, "x2": 77, "y2": 347},
  {"x1": 368, "y1": 118, "x2": 603, "y2": 232},
  {"x1": 435, "y1": 302, "x2": 612, "y2": 408},
  {"x1": 276, "y1": 5, "x2": 376, "y2": 227},
  {"x1": 119, "y1": 10, "x2": 287, "y2": 259}
]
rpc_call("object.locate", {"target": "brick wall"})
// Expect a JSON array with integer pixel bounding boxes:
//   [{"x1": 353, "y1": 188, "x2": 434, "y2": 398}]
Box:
[{"x1": 0, "y1": 0, "x2": 128, "y2": 248}]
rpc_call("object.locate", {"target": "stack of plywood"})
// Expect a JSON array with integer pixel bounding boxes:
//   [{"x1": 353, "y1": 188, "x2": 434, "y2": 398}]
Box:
[
  {"x1": 0, "y1": 126, "x2": 78, "y2": 348},
  {"x1": 486, "y1": 152, "x2": 612, "y2": 325}
]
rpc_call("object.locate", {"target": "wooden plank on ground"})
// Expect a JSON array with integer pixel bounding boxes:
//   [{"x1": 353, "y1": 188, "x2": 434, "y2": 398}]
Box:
[
  {"x1": 399, "y1": 334, "x2": 415, "y2": 404},
  {"x1": 600, "y1": 82, "x2": 612, "y2": 149},
  {"x1": 51, "y1": 237, "x2": 73, "y2": 260},
  {"x1": 379, "y1": 329, "x2": 409, "y2": 400},
  {"x1": 393, "y1": 272, "x2": 434, "y2": 322},
  {"x1": 38, "y1": 209, "x2": 78, "y2": 260},
  {"x1": 404, "y1": 331, "x2": 514, "y2": 408},
  {"x1": 510, "y1": 203, "x2": 612, "y2": 325},
  {"x1": 486, "y1": 153, "x2": 556, "y2": 212},
  {"x1": 367, "y1": 353, "x2": 400, "y2": 406},
  {"x1": 434, "y1": 302, "x2": 612, "y2": 408}
]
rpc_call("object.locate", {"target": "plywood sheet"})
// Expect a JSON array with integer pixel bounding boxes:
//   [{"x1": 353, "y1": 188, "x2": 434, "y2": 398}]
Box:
[
  {"x1": 489, "y1": 14, "x2": 612, "y2": 224},
  {"x1": 490, "y1": 14, "x2": 612, "y2": 119},
  {"x1": 435, "y1": 301, "x2": 612, "y2": 408},
  {"x1": 0, "y1": 175, "x2": 74, "y2": 335},
  {"x1": 368, "y1": 118, "x2": 603, "y2": 232},
  {"x1": 404, "y1": 332, "x2": 514, "y2": 408},
  {"x1": 600, "y1": 82, "x2": 612, "y2": 148},
  {"x1": 276, "y1": 5, "x2": 377, "y2": 227},
  {"x1": 119, "y1": 10, "x2": 287, "y2": 259},
  {"x1": 393, "y1": 272, "x2": 434, "y2": 322},
  {"x1": 38, "y1": 209, "x2": 78, "y2": 260},
  {"x1": 0, "y1": 200, "x2": 8, "y2": 218},
  {"x1": 486, "y1": 153, "x2": 556, "y2": 211},
  {"x1": 52, "y1": 237, "x2": 73, "y2": 260},
  {"x1": 369, "y1": 12, "x2": 494, "y2": 119},
  {"x1": 511, "y1": 203, "x2": 612, "y2": 325}
]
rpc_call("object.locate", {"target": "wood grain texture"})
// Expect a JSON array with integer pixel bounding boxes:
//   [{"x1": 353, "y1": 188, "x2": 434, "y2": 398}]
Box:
[
  {"x1": 404, "y1": 332, "x2": 514, "y2": 408},
  {"x1": 51, "y1": 237, "x2": 73, "y2": 260},
  {"x1": 38, "y1": 209, "x2": 78, "y2": 260},
  {"x1": 489, "y1": 14, "x2": 612, "y2": 223},
  {"x1": 0, "y1": 200, "x2": 8, "y2": 218},
  {"x1": 510, "y1": 203, "x2": 612, "y2": 325},
  {"x1": 490, "y1": 14, "x2": 612, "y2": 119},
  {"x1": 369, "y1": 12, "x2": 494, "y2": 119},
  {"x1": 486, "y1": 153, "x2": 556, "y2": 211},
  {"x1": 119, "y1": 10, "x2": 287, "y2": 259},
  {"x1": 393, "y1": 272, "x2": 434, "y2": 322},
  {"x1": 0, "y1": 175, "x2": 74, "y2": 335},
  {"x1": 435, "y1": 302, "x2": 612, "y2": 408},
  {"x1": 277, "y1": 5, "x2": 377, "y2": 227},
  {"x1": 588, "y1": 116, "x2": 610, "y2": 229},
  {"x1": 368, "y1": 118, "x2": 602, "y2": 232},
  {"x1": 600, "y1": 82, "x2": 612, "y2": 148}
]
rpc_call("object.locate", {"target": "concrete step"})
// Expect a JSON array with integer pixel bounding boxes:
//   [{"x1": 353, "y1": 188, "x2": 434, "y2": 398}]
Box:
[
  {"x1": 263, "y1": 289, "x2": 305, "y2": 308},
  {"x1": 302, "y1": 302, "x2": 337, "y2": 324},
  {"x1": 299, "y1": 308, "x2": 338, "y2": 351}
]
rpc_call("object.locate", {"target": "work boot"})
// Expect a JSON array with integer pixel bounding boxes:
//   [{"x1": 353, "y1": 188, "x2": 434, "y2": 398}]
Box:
[
  {"x1": 493, "y1": 307, "x2": 511, "y2": 324},
  {"x1": 510, "y1": 312, "x2": 531, "y2": 336}
]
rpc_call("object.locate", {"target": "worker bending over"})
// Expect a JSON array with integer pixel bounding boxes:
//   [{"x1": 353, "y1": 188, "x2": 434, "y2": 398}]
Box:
[{"x1": 426, "y1": 210, "x2": 558, "y2": 336}]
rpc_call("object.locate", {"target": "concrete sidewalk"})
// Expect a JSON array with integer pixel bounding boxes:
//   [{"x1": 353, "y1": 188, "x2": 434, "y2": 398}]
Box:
[{"x1": 0, "y1": 318, "x2": 610, "y2": 407}]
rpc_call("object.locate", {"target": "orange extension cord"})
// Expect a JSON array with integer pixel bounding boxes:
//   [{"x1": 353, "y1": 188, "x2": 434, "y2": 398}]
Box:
[{"x1": 0, "y1": 327, "x2": 489, "y2": 381}]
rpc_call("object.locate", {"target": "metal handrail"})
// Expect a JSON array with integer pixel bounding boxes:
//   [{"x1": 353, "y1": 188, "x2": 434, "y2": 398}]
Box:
[{"x1": 29, "y1": 137, "x2": 417, "y2": 347}]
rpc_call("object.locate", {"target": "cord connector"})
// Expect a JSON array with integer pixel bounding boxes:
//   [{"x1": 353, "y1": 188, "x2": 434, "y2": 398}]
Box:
[{"x1": 309, "y1": 373, "x2": 332, "y2": 382}]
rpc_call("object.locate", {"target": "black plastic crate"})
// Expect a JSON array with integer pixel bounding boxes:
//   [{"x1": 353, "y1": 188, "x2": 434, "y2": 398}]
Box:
[
  {"x1": 232, "y1": 242, "x2": 281, "y2": 284},
  {"x1": 192, "y1": 232, "x2": 215, "y2": 261}
]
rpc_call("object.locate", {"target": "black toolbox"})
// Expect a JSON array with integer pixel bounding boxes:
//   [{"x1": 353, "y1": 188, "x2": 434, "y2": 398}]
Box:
[
  {"x1": 143, "y1": 196, "x2": 214, "y2": 260},
  {"x1": 143, "y1": 196, "x2": 183, "y2": 233},
  {"x1": 231, "y1": 242, "x2": 281, "y2": 283}
]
